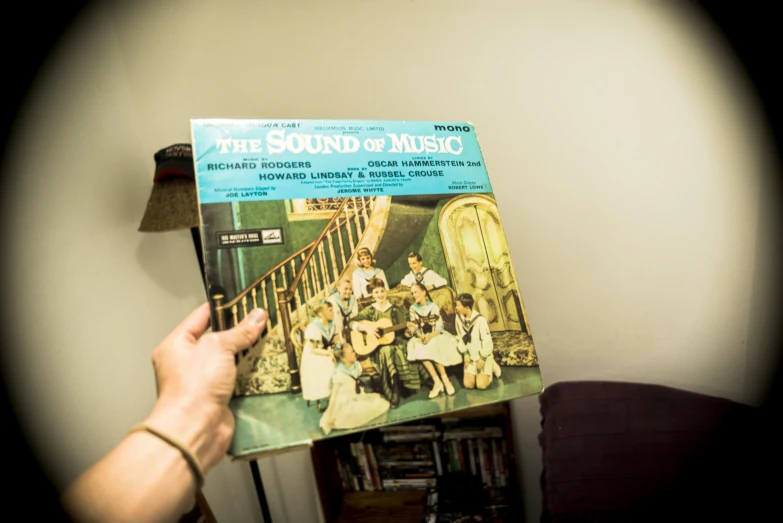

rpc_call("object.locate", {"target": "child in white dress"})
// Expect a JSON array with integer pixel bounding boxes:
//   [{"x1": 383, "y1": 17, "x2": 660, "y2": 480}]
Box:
[
  {"x1": 352, "y1": 247, "x2": 389, "y2": 300},
  {"x1": 327, "y1": 278, "x2": 358, "y2": 340},
  {"x1": 319, "y1": 344, "x2": 390, "y2": 435},
  {"x1": 301, "y1": 302, "x2": 340, "y2": 412},
  {"x1": 405, "y1": 282, "x2": 461, "y2": 398}
]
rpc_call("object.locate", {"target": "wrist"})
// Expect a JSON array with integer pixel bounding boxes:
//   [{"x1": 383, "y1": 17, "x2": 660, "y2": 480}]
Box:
[
  {"x1": 128, "y1": 423, "x2": 205, "y2": 491},
  {"x1": 144, "y1": 401, "x2": 216, "y2": 475}
]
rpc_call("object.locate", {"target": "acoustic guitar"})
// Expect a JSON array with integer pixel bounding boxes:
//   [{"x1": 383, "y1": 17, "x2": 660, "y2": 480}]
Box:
[{"x1": 350, "y1": 315, "x2": 439, "y2": 356}]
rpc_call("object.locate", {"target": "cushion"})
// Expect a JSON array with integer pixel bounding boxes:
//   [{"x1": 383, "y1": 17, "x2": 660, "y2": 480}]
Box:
[{"x1": 538, "y1": 381, "x2": 761, "y2": 521}]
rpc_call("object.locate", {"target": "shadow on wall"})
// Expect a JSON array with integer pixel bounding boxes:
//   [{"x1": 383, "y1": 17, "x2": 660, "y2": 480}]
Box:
[{"x1": 135, "y1": 229, "x2": 205, "y2": 300}]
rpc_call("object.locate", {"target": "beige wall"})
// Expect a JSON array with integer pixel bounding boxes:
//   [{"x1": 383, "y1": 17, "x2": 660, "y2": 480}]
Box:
[{"x1": 2, "y1": 1, "x2": 778, "y2": 522}]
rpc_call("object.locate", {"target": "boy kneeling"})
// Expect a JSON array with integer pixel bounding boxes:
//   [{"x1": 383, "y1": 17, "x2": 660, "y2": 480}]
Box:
[{"x1": 455, "y1": 293, "x2": 502, "y2": 390}]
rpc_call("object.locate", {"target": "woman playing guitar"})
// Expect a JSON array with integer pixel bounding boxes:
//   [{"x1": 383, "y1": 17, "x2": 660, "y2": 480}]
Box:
[{"x1": 348, "y1": 277, "x2": 427, "y2": 408}]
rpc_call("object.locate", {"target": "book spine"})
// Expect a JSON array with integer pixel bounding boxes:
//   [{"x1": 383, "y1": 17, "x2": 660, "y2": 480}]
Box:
[
  {"x1": 450, "y1": 440, "x2": 460, "y2": 472},
  {"x1": 349, "y1": 446, "x2": 361, "y2": 491},
  {"x1": 477, "y1": 439, "x2": 489, "y2": 487},
  {"x1": 334, "y1": 450, "x2": 351, "y2": 491},
  {"x1": 382, "y1": 478, "x2": 437, "y2": 490},
  {"x1": 432, "y1": 440, "x2": 443, "y2": 476},
  {"x1": 423, "y1": 488, "x2": 438, "y2": 523},
  {"x1": 348, "y1": 443, "x2": 359, "y2": 490},
  {"x1": 381, "y1": 478, "x2": 437, "y2": 485},
  {"x1": 499, "y1": 437, "x2": 508, "y2": 487},
  {"x1": 442, "y1": 427, "x2": 503, "y2": 439},
  {"x1": 484, "y1": 439, "x2": 494, "y2": 487},
  {"x1": 380, "y1": 469, "x2": 436, "y2": 479},
  {"x1": 360, "y1": 443, "x2": 375, "y2": 491},
  {"x1": 350, "y1": 442, "x2": 372, "y2": 491},
  {"x1": 366, "y1": 443, "x2": 381, "y2": 490},
  {"x1": 379, "y1": 424, "x2": 437, "y2": 432},
  {"x1": 491, "y1": 439, "x2": 500, "y2": 487},
  {"x1": 477, "y1": 438, "x2": 484, "y2": 481},
  {"x1": 468, "y1": 439, "x2": 477, "y2": 476},
  {"x1": 342, "y1": 445, "x2": 361, "y2": 491},
  {"x1": 377, "y1": 453, "x2": 432, "y2": 462},
  {"x1": 379, "y1": 460, "x2": 435, "y2": 468},
  {"x1": 382, "y1": 432, "x2": 440, "y2": 442}
]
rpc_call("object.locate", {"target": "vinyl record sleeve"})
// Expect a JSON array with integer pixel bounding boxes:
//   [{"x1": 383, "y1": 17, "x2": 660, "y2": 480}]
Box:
[{"x1": 190, "y1": 119, "x2": 542, "y2": 458}]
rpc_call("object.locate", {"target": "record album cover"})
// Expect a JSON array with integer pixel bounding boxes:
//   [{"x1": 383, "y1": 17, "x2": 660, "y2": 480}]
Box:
[{"x1": 190, "y1": 119, "x2": 542, "y2": 457}]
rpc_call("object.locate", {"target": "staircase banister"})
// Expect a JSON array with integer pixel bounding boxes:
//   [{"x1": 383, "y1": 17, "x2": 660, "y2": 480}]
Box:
[
  {"x1": 215, "y1": 199, "x2": 352, "y2": 313},
  {"x1": 286, "y1": 198, "x2": 349, "y2": 298}
]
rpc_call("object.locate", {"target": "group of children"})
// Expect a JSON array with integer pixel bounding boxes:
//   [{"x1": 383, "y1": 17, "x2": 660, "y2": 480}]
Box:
[{"x1": 303, "y1": 249, "x2": 502, "y2": 436}]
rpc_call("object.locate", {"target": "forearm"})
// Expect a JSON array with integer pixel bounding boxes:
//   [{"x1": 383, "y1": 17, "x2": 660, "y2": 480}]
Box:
[
  {"x1": 61, "y1": 431, "x2": 197, "y2": 523},
  {"x1": 63, "y1": 397, "x2": 227, "y2": 522}
]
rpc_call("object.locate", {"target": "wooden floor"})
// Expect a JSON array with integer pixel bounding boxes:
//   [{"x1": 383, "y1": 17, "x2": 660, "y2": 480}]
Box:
[{"x1": 334, "y1": 491, "x2": 427, "y2": 523}]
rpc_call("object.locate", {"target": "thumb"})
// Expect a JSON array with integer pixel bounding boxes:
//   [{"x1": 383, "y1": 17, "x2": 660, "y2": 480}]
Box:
[{"x1": 215, "y1": 308, "x2": 268, "y2": 354}]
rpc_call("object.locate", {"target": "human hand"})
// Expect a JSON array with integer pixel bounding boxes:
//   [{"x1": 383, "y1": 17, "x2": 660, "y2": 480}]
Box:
[
  {"x1": 145, "y1": 303, "x2": 268, "y2": 474},
  {"x1": 464, "y1": 356, "x2": 471, "y2": 370},
  {"x1": 476, "y1": 359, "x2": 485, "y2": 373}
]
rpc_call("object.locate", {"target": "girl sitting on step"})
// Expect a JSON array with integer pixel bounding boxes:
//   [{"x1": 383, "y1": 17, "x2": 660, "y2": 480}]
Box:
[
  {"x1": 319, "y1": 344, "x2": 390, "y2": 435},
  {"x1": 405, "y1": 282, "x2": 462, "y2": 398}
]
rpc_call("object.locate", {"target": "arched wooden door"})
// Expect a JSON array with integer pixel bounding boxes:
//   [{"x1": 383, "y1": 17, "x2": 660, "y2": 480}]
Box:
[{"x1": 439, "y1": 195, "x2": 530, "y2": 334}]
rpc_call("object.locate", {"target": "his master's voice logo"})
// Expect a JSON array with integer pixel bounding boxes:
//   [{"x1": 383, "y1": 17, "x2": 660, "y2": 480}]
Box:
[
  {"x1": 216, "y1": 228, "x2": 284, "y2": 248},
  {"x1": 262, "y1": 228, "x2": 283, "y2": 244}
]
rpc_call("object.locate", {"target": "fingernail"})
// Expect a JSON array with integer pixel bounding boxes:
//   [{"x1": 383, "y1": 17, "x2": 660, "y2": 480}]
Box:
[{"x1": 248, "y1": 308, "x2": 267, "y2": 326}]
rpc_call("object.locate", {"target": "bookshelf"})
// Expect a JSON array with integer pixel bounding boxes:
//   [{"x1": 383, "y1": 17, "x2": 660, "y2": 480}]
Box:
[{"x1": 311, "y1": 402, "x2": 521, "y2": 523}]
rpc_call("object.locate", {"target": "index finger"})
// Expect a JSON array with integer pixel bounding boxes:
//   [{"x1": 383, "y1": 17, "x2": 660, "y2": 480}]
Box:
[{"x1": 175, "y1": 302, "x2": 212, "y2": 342}]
